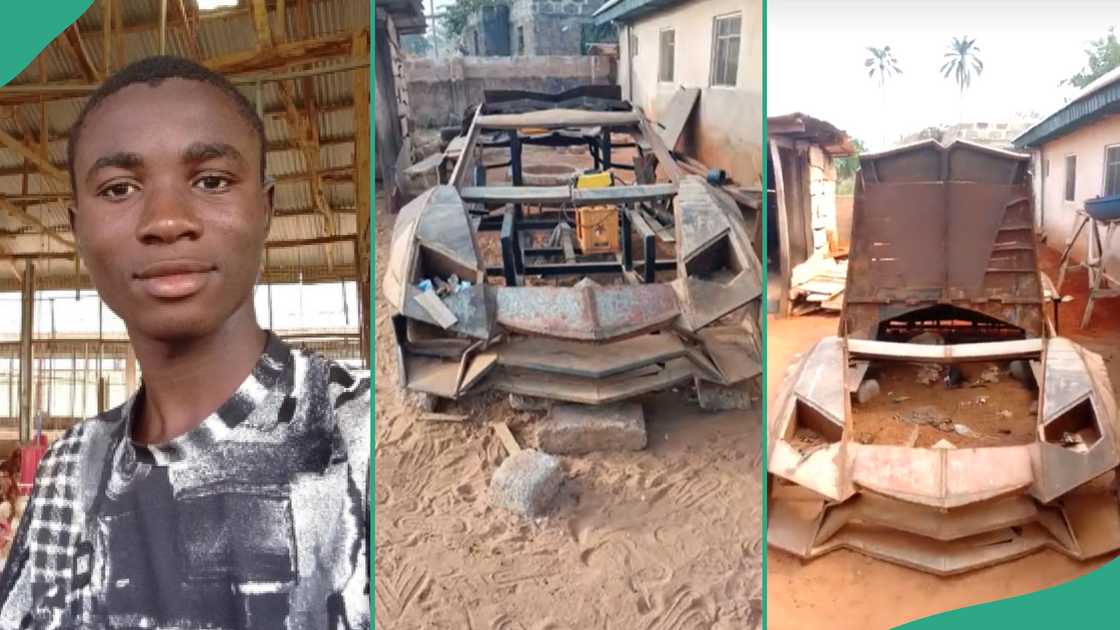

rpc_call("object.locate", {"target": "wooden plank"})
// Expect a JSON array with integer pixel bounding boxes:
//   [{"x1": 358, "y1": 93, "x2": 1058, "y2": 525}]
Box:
[
  {"x1": 207, "y1": 32, "x2": 354, "y2": 75},
  {"x1": 846, "y1": 360, "x2": 870, "y2": 393},
  {"x1": 637, "y1": 116, "x2": 683, "y2": 183},
  {"x1": 770, "y1": 139, "x2": 792, "y2": 316},
  {"x1": 655, "y1": 88, "x2": 700, "y2": 150},
  {"x1": 420, "y1": 412, "x2": 468, "y2": 423},
  {"x1": 63, "y1": 24, "x2": 99, "y2": 82},
  {"x1": 493, "y1": 421, "x2": 521, "y2": 455},
  {"x1": 413, "y1": 289, "x2": 458, "y2": 329},
  {"x1": 0, "y1": 198, "x2": 73, "y2": 250},
  {"x1": 0, "y1": 128, "x2": 67, "y2": 187},
  {"x1": 352, "y1": 28, "x2": 371, "y2": 366},
  {"x1": 250, "y1": 0, "x2": 273, "y2": 49},
  {"x1": 475, "y1": 109, "x2": 641, "y2": 130},
  {"x1": 449, "y1": 106, "x2": 481, "y2": 188},
  {"x1": 459, "y1": 183, "x2": 676, "y2": 206}
]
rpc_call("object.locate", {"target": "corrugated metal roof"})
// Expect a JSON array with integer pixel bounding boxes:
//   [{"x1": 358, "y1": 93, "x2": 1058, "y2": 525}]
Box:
[
  {"x1": 1014, "y1": 68, "x2": 1120, "y2": 148},
  {"x1": 0, "y1": 0, "x2": 365, "y2": 286},
  {"x1": 593, "y1": 0, "x2": 684, "y2": 25}
]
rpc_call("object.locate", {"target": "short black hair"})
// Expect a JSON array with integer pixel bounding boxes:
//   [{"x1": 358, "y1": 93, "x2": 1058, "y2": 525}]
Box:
[{"x1": 67, "y1": 55, "x2": 267, "y2": 191}]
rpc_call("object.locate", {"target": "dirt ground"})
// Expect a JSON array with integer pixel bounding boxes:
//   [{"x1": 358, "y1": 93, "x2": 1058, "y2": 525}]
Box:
[
  {"x1": 373, "y1": 192, "x2": 764, "y2": 629},
  {"x1": 766, "y1": 243, "x2": 1120, "y2": 630}
]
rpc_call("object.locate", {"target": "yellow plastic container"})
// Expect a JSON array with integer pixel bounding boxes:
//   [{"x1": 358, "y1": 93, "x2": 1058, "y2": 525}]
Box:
[{"x1": 574, "y1": 172, "x2": 618, "y2": 253}]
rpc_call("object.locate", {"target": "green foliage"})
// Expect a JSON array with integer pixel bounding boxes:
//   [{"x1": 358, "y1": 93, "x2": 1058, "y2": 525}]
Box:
[
  {"x1": 1064, "y1": 27, "x2": 1120, "y2": 88},
  {"x1": 837, "y1": 137, "x2": 869, "y2": 181},
  {"x1": 865, "y1": 46, "x2": 902, "y2": 88},
  {"x1": 940, "y1": 35, "x2": 983, "y2": 94},
  {"x1": 401, "y1": 33, "x2": 432, "y2": 56}
]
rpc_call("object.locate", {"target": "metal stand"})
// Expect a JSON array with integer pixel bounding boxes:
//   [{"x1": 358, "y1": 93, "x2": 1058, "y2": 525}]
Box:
[{"x1": 1055, "y1": 209, "x2": 1120, "y2": 328}]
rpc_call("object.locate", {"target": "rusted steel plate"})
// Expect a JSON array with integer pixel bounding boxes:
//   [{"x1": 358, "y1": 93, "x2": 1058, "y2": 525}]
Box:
[
  {"x1": 497, "y1": 334, "x2": 686, "y2": 379},
  {"x1": 495, "y1": 284, "x2": 680, "y2": 340},
  {"x1": 816, "y1": 493, "x2": 1040, "y2": 543},
  {"x1": 485, "y1": 357, "x2": 694, "y2": 404}
]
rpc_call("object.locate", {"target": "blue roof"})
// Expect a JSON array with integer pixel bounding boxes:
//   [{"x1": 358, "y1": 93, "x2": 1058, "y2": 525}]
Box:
[
  {"x1": 1014, "y1": 68, "x2": 1120, "y2": 148},
  {"x1": 593, "y1": 0, "x2": 683, "y2": 25}
]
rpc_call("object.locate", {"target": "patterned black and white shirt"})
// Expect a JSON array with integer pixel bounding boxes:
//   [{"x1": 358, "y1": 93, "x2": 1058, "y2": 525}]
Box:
[{"x1": 0, "y1": 333, "x2": 370, "y2": 629}]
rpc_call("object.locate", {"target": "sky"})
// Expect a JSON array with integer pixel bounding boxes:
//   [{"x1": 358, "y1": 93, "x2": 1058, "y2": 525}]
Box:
[{"x1": 768, "y1": 0, "x2": 1120, "y2": 149}]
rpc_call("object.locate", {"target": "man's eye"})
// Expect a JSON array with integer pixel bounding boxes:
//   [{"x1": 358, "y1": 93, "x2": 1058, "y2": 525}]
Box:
[
  {"x1": 195, "y1": 176, "x2": 231, "y2": 191},
  {"x1": 99, "y1": 182, "x2": 137, "y2": 199}
]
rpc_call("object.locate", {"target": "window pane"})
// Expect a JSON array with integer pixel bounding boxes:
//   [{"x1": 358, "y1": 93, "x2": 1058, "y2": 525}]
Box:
[
  {"x1": 659, "y1": 30, "x2": 674, "y2": 82},
  {"x1": 1065, "y1": 155, "x2": 1077, "y2": 201}
]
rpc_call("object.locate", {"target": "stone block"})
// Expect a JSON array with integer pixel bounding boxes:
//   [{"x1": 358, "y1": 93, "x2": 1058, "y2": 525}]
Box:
[
  {"x1": 489, "y1": 449, "x2": 564, "y2": 516},
  {"x1": 538, "y1": 402, "x2": 646, "y2": 454}
]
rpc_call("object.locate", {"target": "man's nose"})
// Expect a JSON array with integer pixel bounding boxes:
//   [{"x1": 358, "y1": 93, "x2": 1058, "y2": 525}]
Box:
[{"x1": 135, "y1": 182, "x2": 202, "y2": 244}]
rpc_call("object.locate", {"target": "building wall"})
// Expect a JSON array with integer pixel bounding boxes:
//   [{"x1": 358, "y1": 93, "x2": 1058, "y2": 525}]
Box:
[
  {"x1": 618, "y1": 0, "x2": 762, "y2": 186},
  {"x1": 1034, "y1": 113, "x2": 1120, "y2": 268},
  {"x1": 404, "y1": 55, "x2": 616, "y2": 128},
  {"x1": 510, "y1": 0, "x2": 606, "y2": 55}
]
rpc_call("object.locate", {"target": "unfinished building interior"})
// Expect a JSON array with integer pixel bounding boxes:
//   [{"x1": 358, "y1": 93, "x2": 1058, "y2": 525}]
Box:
[
  {"x1": 0, "y1": 0, "x2": 370, "y2": 480},
  {"x1": 768, "y1": 139, "x2": 1120, "y2": 575}
]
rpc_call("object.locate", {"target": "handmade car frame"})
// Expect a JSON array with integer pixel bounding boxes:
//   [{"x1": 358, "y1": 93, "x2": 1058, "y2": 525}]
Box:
[
  {"x1": 767, "y1": 139, "x2": 1120, "y2": 575},
  {"x1": 382, "y1": 88, "x2": 763, "y2": 407}
]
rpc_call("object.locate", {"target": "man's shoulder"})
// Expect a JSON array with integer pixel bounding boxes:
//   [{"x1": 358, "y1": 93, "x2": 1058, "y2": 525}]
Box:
[{"x1": 39, "y1": 406, "x2": 124, "y2": 466}]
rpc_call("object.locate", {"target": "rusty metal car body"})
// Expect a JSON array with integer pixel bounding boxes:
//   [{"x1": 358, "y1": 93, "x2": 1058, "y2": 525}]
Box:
[
  {"x1": 768, "y1": 140, "x2": 1120, "y2": 575},
  {"x1": 383, "y1": 89, "x2": 763, "y2": 407}
]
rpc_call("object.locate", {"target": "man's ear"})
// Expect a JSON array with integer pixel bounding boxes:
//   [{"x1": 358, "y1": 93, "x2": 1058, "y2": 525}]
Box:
[{"x1": 262, "y1": 177, "x2": 275, "y2": 236}]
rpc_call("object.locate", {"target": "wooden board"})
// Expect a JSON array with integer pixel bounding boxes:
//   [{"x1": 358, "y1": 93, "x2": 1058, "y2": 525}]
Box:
[
  {"x1": 655, "y1": 88, "x2": 700, "y2": 150},
  {"x1": 493, "y1": 421, "x2": 522, "y2": 455},
  {"x1": 475, "y1": 109, "x2": 641, "y2": 130}
]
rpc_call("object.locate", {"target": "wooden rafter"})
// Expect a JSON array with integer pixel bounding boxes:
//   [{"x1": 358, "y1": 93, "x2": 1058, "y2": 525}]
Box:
[
  {"x1": 176, "y1": 0, "x2": 203, "y2": 61},
  {"x1": 0, "y1": 197, "x2": 73, "y2": 250},
  {"x1": 250, "y1": 0, "x2": 273, "y2": 49},
  {"x1": 102, "y1": 0, "x2": 112, "y2": 76},
  {"x1": 352, "y1": 28, "x2": 370, "y2": 366},
  {"x1": 62, "y1": 23, "x2": 100, "y2": 82},
  {"x1": 0, "y1": 128, "x2": 67, "y2": 188}
]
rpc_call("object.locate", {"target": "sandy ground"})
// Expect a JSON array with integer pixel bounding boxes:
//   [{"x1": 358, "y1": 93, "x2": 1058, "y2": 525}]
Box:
[
  {"x1": 373, "y1": 191, "x2": 764, "y2": 629},
  {"x1": 766, "y1": 243, "x2": 1120, "y2": 629}
]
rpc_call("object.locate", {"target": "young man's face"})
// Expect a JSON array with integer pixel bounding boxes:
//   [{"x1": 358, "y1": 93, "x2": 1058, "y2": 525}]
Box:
[{"x1": 70, "y1": 78, "x2": 271, "y2": 343}]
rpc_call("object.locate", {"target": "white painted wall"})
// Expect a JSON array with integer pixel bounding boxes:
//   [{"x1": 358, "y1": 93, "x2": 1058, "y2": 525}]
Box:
[
  {"x1": 1034, "y1": 113, "x2": 1120, "y2": 270},
  {"x1": 617, "y1": 0, "x2": 761, "y2": 186}
]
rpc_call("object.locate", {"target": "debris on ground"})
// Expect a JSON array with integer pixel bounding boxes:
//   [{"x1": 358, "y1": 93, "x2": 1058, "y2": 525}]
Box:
[
  {"x1": 916, "y1": 364, "x2": 942, "y2": 385},
  {"x1": 887, "y1": 391, "x2": 912, "y2": 403},
  {"x1": 789, "y1": 251, "x2": 849, "y2": 313},
  {"x1": 537, "y1": 402, "x2": 647, "y2": 454},
  {"x1": 420, "y1": 412, "x2": 469, "y2": 423},
  {"x1": 492, "y1": 421, "x2": 522, "y2": 455},
  {"x1": 856, "y1": 379, "x2": 881, "y2": 404},
  {"x1": 904, "y1": 426, "x2": 921, "y2": 447},
  {"x1": 894, "y1": 406, "x2": 954, "y2": 432},
  {"x1": 508, "y1": 393, "x2": 551, "y2": 412},
  {"x1": 489, "y1": 449, "x2": 565, "y2": 516},
  {"x1": 931, "y1": 438, "x2": 957, "y2": 449},
  {"x1": 958, "y1": 395, "x2": 989, "y2": 408},
  {"x1": 953, "y1": 423, "x2": 977, "y2": 437},
  {"x1": 980, "y1": 365, "x2": 1002, "y2": 384},
  {"x1": 1009, "y1": 360, "x2": 1031, "y2": 382},
  {"x1": 997, "y1": 409, "x2": 1013, "y2": 419},
  {"x1": 910, "y1": 332, "x2": 945, "y2": 345}
]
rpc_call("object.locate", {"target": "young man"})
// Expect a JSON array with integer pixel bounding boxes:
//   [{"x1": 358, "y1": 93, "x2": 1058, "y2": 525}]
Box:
[{"x1": 0, "y1": 57, "x2": 370, "y2": 629}]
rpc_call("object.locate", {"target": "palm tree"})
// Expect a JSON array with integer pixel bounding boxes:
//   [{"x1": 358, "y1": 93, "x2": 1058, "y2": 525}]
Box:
[
  {"x1": 865, "y1": 46, "x2": 902, "y2": 146},
  {"x1": 941, "y1": 36, "x2": 984, "y2": 122}
]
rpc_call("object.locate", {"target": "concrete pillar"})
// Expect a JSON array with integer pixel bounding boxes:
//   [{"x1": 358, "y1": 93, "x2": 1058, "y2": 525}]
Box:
[{"x1": 18, "y1": 262, "x2": 33, "y2": 442}]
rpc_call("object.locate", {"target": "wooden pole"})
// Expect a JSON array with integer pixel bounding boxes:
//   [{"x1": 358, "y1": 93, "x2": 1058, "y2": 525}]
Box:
[
  {"x1": 159, "y1": 0, "x2": 168, "y2": 55},
  {"x1": 352, "y1": 28, "x2": 371, "y2": 367},
  {"x1": 18, "y1": 262, "x2": 33, "y2": 442},
  {"x1": 124, "y1": 342, "x2": 136, "y2": 395}
]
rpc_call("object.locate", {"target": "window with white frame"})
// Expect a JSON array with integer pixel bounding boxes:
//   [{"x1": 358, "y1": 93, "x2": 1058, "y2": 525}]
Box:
[
  {"x1": 710, "y1": 13, "x2": 741, "y2": 87},
  {"x1": 659, "y1": 29, "x2": 675, "y2": 82},
  {"x1": 1105, "y1": 145, "x2": 1120, "y2": 196},
  {"x1": 1065, "y1": 155, "x2": 1077, "y2": 201}
]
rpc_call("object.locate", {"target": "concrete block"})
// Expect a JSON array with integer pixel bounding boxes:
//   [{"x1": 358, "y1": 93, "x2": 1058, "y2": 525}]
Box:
[
  {"x1": 538, "y1": 402, "x2": 647, "y2": 454},
  {"x1": 509, "y1": 393, "x2": 551, "y2": 411},
  {"x1": 489, "y1": 449, "x2": 564, "y2": 516},
  {"x1": 696, "y1": 381, "x2": 754, "y2": 411}
]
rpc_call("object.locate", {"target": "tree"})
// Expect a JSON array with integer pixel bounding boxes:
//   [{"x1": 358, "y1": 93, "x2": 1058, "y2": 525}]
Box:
[
  {"x1": 834, "y1": 137, "x2": 867, "y2": 194},
  {"x1": 865, "y1": 46, "x2": 902, "y2": 146},
  {"x1": 442, "y1": 0, "x2": 501, "y2": 43},
  {"x1": 940, "y1": 36, "x2": 983, "y2": 122},
  {"x1": 1063, "y1": 27, "x2": 1120, "y2": 88}
]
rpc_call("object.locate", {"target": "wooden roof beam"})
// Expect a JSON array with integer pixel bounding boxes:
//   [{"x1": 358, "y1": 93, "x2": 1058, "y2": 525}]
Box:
[
  {"x1": 62, "y1": 23, "x2": 101, "y2": 83},
  {"x1": 0, "y1": 198, "x2": 74, "y2": 250},
  {"x1": 0, "y1": 127, "x2": 68, "y2": 189},
  {"x1": 250, "y1": 0, "x2": 273, "y2": 49}
]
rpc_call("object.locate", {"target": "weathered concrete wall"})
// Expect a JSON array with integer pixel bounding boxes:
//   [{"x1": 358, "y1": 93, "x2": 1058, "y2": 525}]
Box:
[
  {"x1": 618, "y1": 0, "x2": 762, "y2": 186},
  {"x1": 1035, "y1": 113, "x2": 1120, "y2": 269},
  {"x1": 404, "y1": 55, "x2": 616, "y2": 128},
  {"x1": 510, "y1": 0, "x2": 605, "y2": 55}
]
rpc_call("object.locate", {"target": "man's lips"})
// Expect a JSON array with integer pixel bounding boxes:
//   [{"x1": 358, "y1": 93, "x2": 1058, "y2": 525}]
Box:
[{"x1": 134, "y1": 260, "x2": 216, "y2": 299}]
